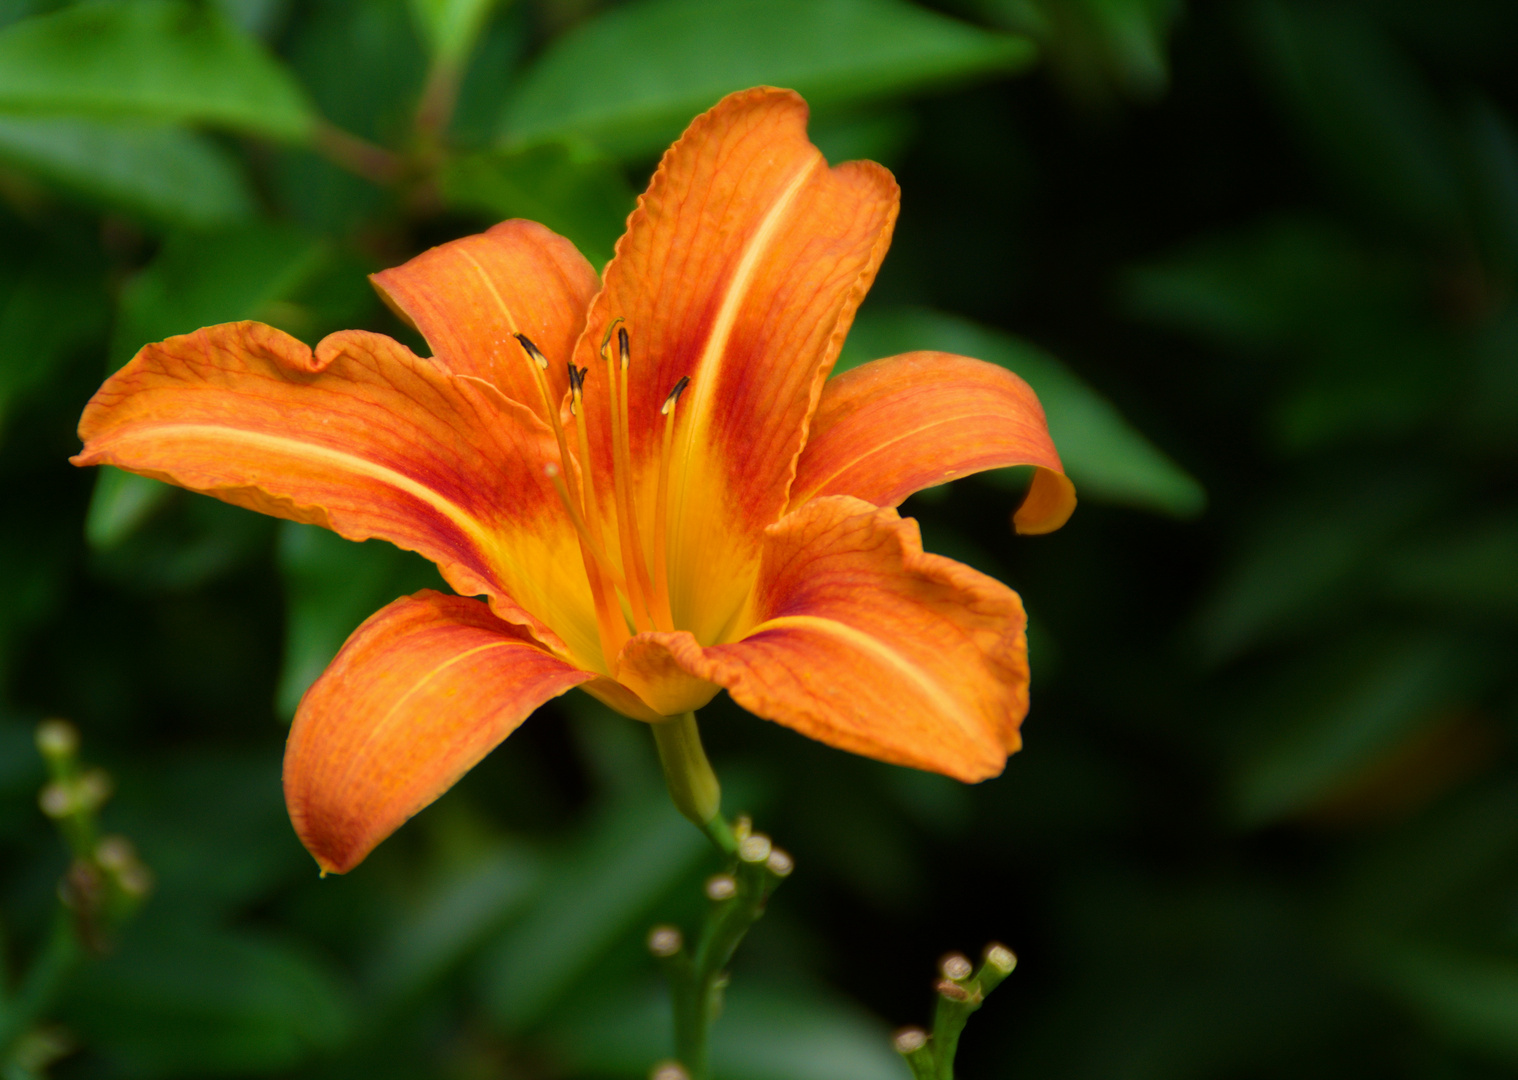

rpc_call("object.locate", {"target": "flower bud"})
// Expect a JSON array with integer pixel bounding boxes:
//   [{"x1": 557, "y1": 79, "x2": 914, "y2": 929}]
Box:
[
  {"x1": 984, "y1": 943, "x2": 1016, "y2": 975},
  {"x1": 894, "y1": 1027, "x2": 928, "y2": 1054},
  {"x1": 940, "y1": 952, "x2": 973, "y2": 982},
  {"x1": 39, "y1": 781, "x2": 74, "y2": 818},
  {"x1": 647, "y1": 925, "x2": 683, "y2": 957},
  {"x1": 35, "y1": 719, "x2": 79, "y2": 760},
  {"x1": 738, "y1": 832, "x2": 772, "y2": 863}
]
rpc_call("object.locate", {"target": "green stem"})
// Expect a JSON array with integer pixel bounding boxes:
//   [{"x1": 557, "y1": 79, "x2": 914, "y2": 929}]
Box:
[
  {"x1": 0, "y1": 913, "x2": 80, "y2": 1061},
  {"x1": 652, "y1": 713, "x2": 734, "y2": 855}
]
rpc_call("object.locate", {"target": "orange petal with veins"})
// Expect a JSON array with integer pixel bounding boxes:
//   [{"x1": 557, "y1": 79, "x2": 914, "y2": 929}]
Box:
[
  {"x1": 285, "y1": 590, "x2": 594, "y2": 874},
  {"x1": 72, "y1": 321, "x2": 600, "y2": 659},
  {"x1": 617, "y1": 496, "x2": 1028, "y2": 781},
  {"x1": 572, "y1": 87, "x2": 899, "y2": 643},
  {"x1": 371, "y1": 219, "x2": 601, "y2": 420},
  {"x1": 791, "y1": 351, "x2": 1076, "y2": 535}
]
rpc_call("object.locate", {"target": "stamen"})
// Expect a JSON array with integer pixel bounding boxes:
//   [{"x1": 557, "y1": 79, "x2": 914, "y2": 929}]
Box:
[
  {"x1": 514, "y1": 333, "x2": 549, "y2": 370},
  {"x1": 652, "y1": 375, "x2": 689, "y2": 630},
  {"x1": 601, "y1": 323, "x2": 656, "y2": 632},
  {"x1": 545, "y1": 463, "x2": 629, "y2": 666},
  {"x1": 567, "y1": 363, "x2": 618, "y2": 590},
  {"x1": 513, "y1": 335, "x2": 578, "y2": 518}
]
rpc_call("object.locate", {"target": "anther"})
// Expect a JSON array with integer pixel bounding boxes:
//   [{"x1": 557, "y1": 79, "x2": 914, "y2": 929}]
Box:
[
  {"x1": 617, "y1": 326, "x2": 630, "y2": 368},
  {"x1": 765, "y1": 848, "x2": 794, "y2": 877},
  {"x1": 513, "y1": 332, "x2": 548, "y2": 370},
  {"x1": 705, "y1": 874, "x2": 738, "y2": 901},
  {"x1": 661, "y1": 375, "x2": 690, "y2": 416}
]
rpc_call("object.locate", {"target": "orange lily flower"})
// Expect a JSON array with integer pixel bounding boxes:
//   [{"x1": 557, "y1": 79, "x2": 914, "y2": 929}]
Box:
[{"x1": 73, "y1": 88, "x2": 1075, "y2": 874}]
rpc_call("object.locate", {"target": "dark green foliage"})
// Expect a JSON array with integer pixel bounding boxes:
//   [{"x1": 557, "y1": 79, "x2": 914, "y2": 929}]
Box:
[{"x1": 2, "y1": 0, "x2": 1516, "y2": 1077}]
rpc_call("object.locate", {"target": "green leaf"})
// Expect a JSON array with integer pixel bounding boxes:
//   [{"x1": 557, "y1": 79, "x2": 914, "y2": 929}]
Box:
[
  {"x1": 275, "y1": 524, "x2": 443, "y2": 718},
  {"x1": 1123, "y1": 216, "x2": 1367, "y2": 350},
  {"x1": 478, "y1": 788, "x2": 711, "y2": 1031},
  {"x1": 63, "y1": 921, "x2": 355, "y2": 1076},
  {"x1": 1247, "y1": 0, "x2": 1464, "y2": 237},
  {"x1": 369, "y1": 840, "x2": 542, "y2": 1003},
  {"x1": 547, "y1": 980, "x2": 908, "y2": 1080},
  {"x1": 0, "y1": 0, "x2": 315, "y2": 141},
  {"x1": 0, "y1": 117, "x2": 254, "y2": 228},
  {"x1": 500, "y1": 0, "x2": 1034, "y2": 158},
  {"x1": 85, "y1": 468, "x2": 176, "y2": 551},
  {"x1": 0, "y1": 241, "x2": 106, "y2": 433},
  {"x1": 408, "y1": 0, "x2": 503, "y2": 68},
  {"x1": 840, "y1": 306, "x2": 1205, "y2": 517},
  {"x1": 1193, "y1": 471, "x2": 1439, "y2": 662},
  {"x1": 1228, "y1": 631, "x2": 1489, "y2": 827},
  {"x1": 440, "y1": 141, "x2": 635, "y2": 268},
  {"x1": 988, "y1": 0, "x2": 1182, "y2": 104},
  {"x1": 1379, "y1": 514, "x2": 1518, "y2": 612},
  {"x1": 110, "y1": 221, "x2": 327, "y2": 367},
  {"x1": 1372, "y1": 943, "x2": 1518, "y2": 1065}
]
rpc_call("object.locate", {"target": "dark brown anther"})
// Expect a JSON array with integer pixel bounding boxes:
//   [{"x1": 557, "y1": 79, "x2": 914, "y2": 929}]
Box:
[
  {"x1": 617, "y1": 326, "x2": 630, "y2": 368},
  {"x1": 513, "y1": 333, "x2": 548, "y2": 370},
  {"x1": 661, "y1": 375, "x2": 690, "y2": 416}
]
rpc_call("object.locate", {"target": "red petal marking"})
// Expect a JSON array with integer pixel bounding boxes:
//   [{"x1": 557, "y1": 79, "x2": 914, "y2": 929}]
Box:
[
  {"x1": 614, "y1": 496, "x2": 1029, "y2": 781},
  {"x1": 371, "y1": 219, "x2": 600, "y2": 420},
  {"x1": 285, "y1": 590, "x2": 594, "y2": 873},
  {"x1": 790, "y1": 351, "x2": 1077, "y2": 534},
  {"x1": 571, "y1": 87, "x2": 899, "y2": 643},
  {"x1": 72, "y1": 321, "x2": 597, "y2": 657}
]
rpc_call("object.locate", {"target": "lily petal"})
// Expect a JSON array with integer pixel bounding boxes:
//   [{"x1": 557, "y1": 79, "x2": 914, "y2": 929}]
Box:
[
  {"x1": 617, "y1": 496, "x2": 1028, "y2": 781},
  {"x1": 371, "y1": 219, "x2": 601, "y2": 420},
  {"x1": 285, "y1": 590, "x2": 594, "y2": 873},
  {"x1": 73, "y1": 321, "x2": 600, "y2": 659},
  {"x1": 791, "y1": 351, "x2": 1076, "y2": 534},
  {"x1": 573, "y1": 87, "x2": 899, "y2": 642}
]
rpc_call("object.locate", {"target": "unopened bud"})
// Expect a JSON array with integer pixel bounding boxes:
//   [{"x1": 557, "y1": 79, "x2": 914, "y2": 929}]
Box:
[
  {"x1": 39, "y1": 781, "x2": 73, "y2": 818},
  {"x1": 115, "y1": 862, "x2": 153, "y2": 898},
  {"x1": 984, "y1": 942, "x2": 1016, "y2": 974},
  {"x1": 733, "y1": 815, "x2": 752, "y2": 841},
  {"x1": 35, "y1": 719, "x2": 79, "y2": 759},
  {"x1": 650, "y1": 1063, "x2": 690, "y2": 1080},
  {"x1": 95, "y1": 835, "x2": 137, "y2": 871},
  {"x1": 894, "y1": 1027, "x2": 929, "y2": 1054},
  {"x1": 648, "y1": 925, "x2": 683, "y2": 957},
  {"x1": 738, "y1": 832, "x2": 772, "y2": 864},
  {"x1": 705, "y1": 874, "x2": 737, "y2": 901},
  {"x1": 765, "y1": 848, "x2": 794, "y2": 877},
  {"x1": 940, "y1": 952, "x2": 973, "y2": 982},
  {"x1": 75, "y1": 769, "x2": 112, "y2": 811}
]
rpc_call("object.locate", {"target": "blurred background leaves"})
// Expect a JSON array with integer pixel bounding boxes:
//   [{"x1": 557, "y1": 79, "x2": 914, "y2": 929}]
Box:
[{"x1": 2, "y1": 0, "x2": 1517, "y2": 1077}]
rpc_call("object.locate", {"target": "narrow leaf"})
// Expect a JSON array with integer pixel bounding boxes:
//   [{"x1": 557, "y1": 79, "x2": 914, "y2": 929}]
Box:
[
  {"x1": 0, "y1": 117, "x2": 254, "y2": 228},
  {"x1": 500, "y1": 0, "x2": 1034, "y2": 157},
  {"x1": 0, "y1": 0, "x2": 315, "y2": 141}
]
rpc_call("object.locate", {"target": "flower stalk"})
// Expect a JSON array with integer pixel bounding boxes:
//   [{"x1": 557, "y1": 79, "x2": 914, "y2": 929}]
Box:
[
  {"x1": 895, "y1": 944, "x2": 1017, "y2": 1080},
  {"x1": 651, "y1": 712, "x2": 734, "y2": 856},
  {"x1": 649, "y1": 817, "x2": 793, "y2": 1080}
]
